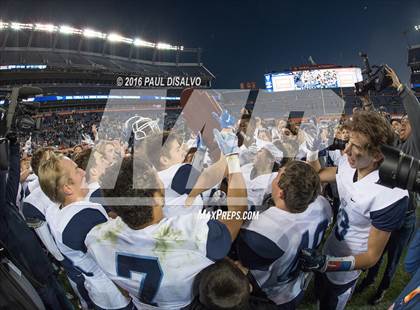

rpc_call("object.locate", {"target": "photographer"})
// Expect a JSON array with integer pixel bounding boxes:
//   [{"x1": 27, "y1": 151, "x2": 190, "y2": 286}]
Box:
[{"x1": 356, "y1": 66, "x2": 419, "y2": 304}]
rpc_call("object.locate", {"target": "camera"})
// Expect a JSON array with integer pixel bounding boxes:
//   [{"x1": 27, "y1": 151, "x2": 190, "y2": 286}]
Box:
[
  {"x1": 0, "y1": 87, "x2": 42, "y2": 170},
  {"x1": 354, "y1": 52, "x2": 393, "y2": 96},
  {"x1": 0, "y1": 86, "x2": 42, "y2": 138},
  {"x1": 378, "y1": 144, "x2": 420, "y2": 194},
  {"x1": 327, "y1": 138, "x2": 348, "y2": 151}
]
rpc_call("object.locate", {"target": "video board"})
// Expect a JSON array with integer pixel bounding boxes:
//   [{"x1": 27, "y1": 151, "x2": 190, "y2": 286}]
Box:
[{"x1": 265, "y1": 67, "x2": 362, "y2": 92}]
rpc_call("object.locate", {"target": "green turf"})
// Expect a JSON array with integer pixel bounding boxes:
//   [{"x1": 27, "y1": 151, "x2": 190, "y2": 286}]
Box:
[{"x1": 298, "y1": 251, "x2": 411, "y2": 310}]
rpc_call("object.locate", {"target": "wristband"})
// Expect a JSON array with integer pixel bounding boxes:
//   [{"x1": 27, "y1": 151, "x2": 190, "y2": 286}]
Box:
[
  {"x1": 325, "y1": 255, "x2": 355, "y2": 272},
  {"x1": 306, "y1": 150, "x2": 319, "y2": 162},
  {"x1": 226, "y1": 154, "x2": 241, "y2": 174},
  {"x1": 397, "y1": 83, "x2": 404, "y2": 93}
]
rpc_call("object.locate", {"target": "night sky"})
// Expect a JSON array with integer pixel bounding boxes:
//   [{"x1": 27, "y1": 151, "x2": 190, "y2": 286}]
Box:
[{"x1": 1, "y1": 0, "x2": 420, "y2": 88}]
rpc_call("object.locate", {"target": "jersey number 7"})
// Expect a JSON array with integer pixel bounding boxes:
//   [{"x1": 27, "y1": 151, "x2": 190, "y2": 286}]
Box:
[{"x1": 116, "y1": 253, "x2": 163, "y2": 306}]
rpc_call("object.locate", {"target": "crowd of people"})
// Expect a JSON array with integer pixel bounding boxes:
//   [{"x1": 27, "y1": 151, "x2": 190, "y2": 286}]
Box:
[
  {"x1": 20, "y1": 111, "x2": 178, "y2": 151},
  {"x1": 294, "y1": 69, "x2": 339, "y2": 90},
  {"x1": 0, "y1": 66, "x2": 419, "y2": 310}
]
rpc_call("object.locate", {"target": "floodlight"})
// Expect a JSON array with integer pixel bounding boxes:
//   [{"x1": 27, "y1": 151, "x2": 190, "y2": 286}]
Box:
[
  {"x1": 0, "y1": 22, "x2": 8, "y2": 30},
  {"x1": 134, "y1": 38, "x2": 156, "y2": 47},
  {"x1": 1, "y1": 20, "x2": 186, "y2": 50},
  {"x1": 415, "y1": 25, "x2": 420, "y2": 31},
  {"x1": 157, "y1": 42, "x2": 179, "y2": 50},
  {"x1": 83, "y1": 28, "x2": 106, "y2": 39},
  {"x1": 11, "y1": 22, "x2": 33, "y2": 31},
  {"x1": 59, "y1": 25, "x2": 82, "y2": 35},
  {"x1": 156, "y1": 42, "x2": 171, "y2": 50},
  {"x1": 35, "y1": 23, "x2": 57, "y2": 32},
  {"x1": 107, "y1": 33, "x2": 133, "y2": 44}
]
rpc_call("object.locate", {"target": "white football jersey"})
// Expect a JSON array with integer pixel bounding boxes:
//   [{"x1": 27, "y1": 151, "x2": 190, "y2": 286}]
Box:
[
  {"x1": 86, "y1": 181, "x2": 100, "y2": 200},
  {"x1": 328, "y1": 150, "x2": 343, "y2": 166},
  {"x1": 240, "y1": 196, "x2": 332, "y2": 305},
  {"x1": 324, "y1": 155, "x2": 409, "y2": 285},
  {"x1": 86, "y1": 213, "x2": 231, "y2": 309},
  {"x1": 25, "y1": 175, "x2": 39, "y2": 195},
  {"x1": 45, "y1": 200, "x2": 131, "y2": 309},
  {"x1": 16, "y1": 174, "x2": 39, "y2": 211},
  {"x1": 22, "y1": 187, "x2": 64, "y2": 261},
  {"x1": 158, "y1": 163, "x2": 203, "y2": 217},
  {"x1": 241, "y1": 163, "x2": 276, "y2": 209}
]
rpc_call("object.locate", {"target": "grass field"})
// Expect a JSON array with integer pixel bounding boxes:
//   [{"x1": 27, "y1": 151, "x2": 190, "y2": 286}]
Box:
[{"x1": 298, "y1": 251, "x2": 412, "y2": 310}]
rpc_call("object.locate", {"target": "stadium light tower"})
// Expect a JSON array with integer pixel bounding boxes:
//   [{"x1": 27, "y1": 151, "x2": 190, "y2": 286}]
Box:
[{"x1": 0, "y1": 19, "x2": 185, "y2": 50}]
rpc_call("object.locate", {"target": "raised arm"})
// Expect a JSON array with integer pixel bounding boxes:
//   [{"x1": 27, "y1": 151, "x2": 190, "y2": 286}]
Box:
[
  {"x1": 212, "y1": 129, "x2": 247, "y2": 240},
  {"x1": 186, "y1": 155, "x2": 227, "y2": 206},
  {"x1": 387, "y1": 67, "x2": 420, "y2": 151}
]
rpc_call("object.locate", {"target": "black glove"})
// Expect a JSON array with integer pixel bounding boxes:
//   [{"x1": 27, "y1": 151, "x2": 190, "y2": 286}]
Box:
[
  {"x1": 6, "y1": 131, "x2": 18, "y2": 145},
  {"x1": 299, "y1": 248, "x2": 327, "y2": 272}
]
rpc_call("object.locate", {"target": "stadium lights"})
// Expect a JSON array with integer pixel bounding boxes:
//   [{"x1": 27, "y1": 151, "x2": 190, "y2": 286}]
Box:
[
  {"x1": 157, "y1": 42, "x2": 179, "y2": 50},
  {"x1": 83, "y1": 28, "x2": 106, "y2": 39},
  {"x1": 10, "y1": 22, "x2": 33, "y2": 31},
  {"x1": 134, "y1": 38, "x2": 156, "y2": 48},
  {"x1": 415, "y1": 25, "x2": 420, "y2": 31},
  {"x1": 35, "y1": 23, "x2": 57, "y2": 32},
  {"x1": 134, "y1": 38, "x2": 156, "y2": 47},
  {"x1": 59, "y1": 25, "x2": 82, "y2": 35},
  {"x1": 0, "y1": 20, "x2": 184, "y2": 50},
  {"x1": 0, "y1": 22, "x2": 8, "y2": 30},
  {"x1": 107, "y1": 33, "x2": 133, "y2": 44}
]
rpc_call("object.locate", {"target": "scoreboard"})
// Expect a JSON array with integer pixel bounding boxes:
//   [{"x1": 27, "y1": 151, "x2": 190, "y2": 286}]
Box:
[{"x1": 265, "y1": 67, "x2": 362, "y2": 92}]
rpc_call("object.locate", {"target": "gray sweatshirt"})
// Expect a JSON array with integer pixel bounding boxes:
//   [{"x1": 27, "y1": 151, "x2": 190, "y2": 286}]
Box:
[{"x1": 397, "y1": 85, "x2": 420, "y2": 212}]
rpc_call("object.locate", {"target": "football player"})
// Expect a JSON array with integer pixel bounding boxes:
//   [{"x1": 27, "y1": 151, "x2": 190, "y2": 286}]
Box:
[
  {"x1": 234, "y1": 160, "x2": 332, "y2": 309},
  {"x1": 73, "y1": 148, "x2": 108, "y2": 201},
  {"x1": 301, "y1": 111, "x2": 409, "y2": 309},
  {"x1": 143, "y1": 130, "x2": 204, "y2": 217},
  {"x1": 38, "y1": 153, "x2": 132, "y2": 309},
  {"x1": 184, "y1": 259, "x2": 278, "y2": 309},
  {"x1": 22, "y1": 148, "x2": 64, "y2": 262},
  {"x1": 241, "y1": 143, "x2": 281, "y2": 210},
  {"x1": 85, "y1": 128, "x2": 247, "y2": 309}
]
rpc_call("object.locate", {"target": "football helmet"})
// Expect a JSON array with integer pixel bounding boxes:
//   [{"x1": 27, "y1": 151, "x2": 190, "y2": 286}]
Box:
[{"x1": 124, "y1": 115, "x2": 160, "y2": 141}]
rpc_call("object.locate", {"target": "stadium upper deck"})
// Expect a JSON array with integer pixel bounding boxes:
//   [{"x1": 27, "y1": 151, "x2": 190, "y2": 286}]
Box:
[{"x1": 0, "y1": 21, "x2": 214, "y2": 109}]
